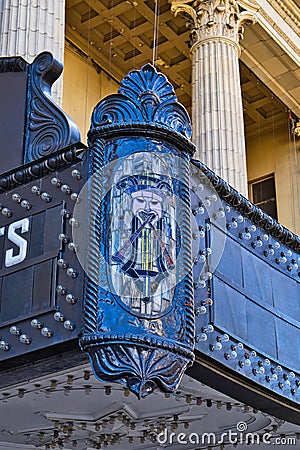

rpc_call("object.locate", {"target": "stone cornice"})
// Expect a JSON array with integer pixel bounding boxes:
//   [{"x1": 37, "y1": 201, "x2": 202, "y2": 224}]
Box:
[
  {"x1": 267, "y1": 0, "x2": 300, "y2": 34},
  {"x1": 257, "y1": 7, "x2": 300, "y2": 62}
]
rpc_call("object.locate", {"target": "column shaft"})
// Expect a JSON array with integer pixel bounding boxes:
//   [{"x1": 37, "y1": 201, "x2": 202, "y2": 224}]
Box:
[
  {"x1": 192, "y1": 39, "x2": 248, "y2": 196},
  {"x1": 0, "y1": 0, "x2": 65, "y2": 104},
  {"x1": 171, "y1": 0, "x2": 259, "y2": 197}
]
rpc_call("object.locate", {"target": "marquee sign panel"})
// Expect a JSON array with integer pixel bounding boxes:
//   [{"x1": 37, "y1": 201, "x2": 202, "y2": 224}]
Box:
[
  {"x1": 0, "y1": 156, "x2": 86, "y2": 362},
  {"x1": 190, "y1": 160, "x2": 300, "y2": 408}
]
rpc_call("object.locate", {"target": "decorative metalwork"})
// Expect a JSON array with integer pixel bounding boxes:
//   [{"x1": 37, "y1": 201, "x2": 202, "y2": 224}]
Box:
[
  {"x1": 0, "y1": 56, "x2": 27, "y2": 73},
  {"x1": 25, "y1": 52, "x2": 81, "y2": 162},
  {"x1": 90, "y1": 63, "x2": 192, "y2": 140},
  {"x1": 80, "y1": 64, "x2": 195, "y2": 397},
  {"x1": 0, "y1": 146, "x2": 81, "y2": 193}
]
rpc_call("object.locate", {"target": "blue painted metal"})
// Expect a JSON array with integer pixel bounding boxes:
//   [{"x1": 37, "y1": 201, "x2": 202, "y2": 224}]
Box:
[
  {"x1": 0, "y1": 151, "x2": 86, "y2": 364},
  {"x1": 80, "y1": 64, "x2": 195, "y2": 398},
  {"x1": 190, "y1": 159, "x2": 300, "y2": 407},
  {"x1": 24, "y1": 52, "x2": 81, "y2": 162}
]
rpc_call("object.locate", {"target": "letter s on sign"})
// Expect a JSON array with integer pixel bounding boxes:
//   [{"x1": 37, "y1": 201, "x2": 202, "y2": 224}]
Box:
[{"x1": 5, "y1": 218, "x2": 30, "y2": 267}]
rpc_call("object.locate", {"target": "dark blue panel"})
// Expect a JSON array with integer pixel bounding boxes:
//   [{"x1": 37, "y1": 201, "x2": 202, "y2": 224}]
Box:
[
  {"x1": 242, "y1": 247, "x2": 273, "y2": 307},
  {"x1": 1, "y1": 266, "x2": 34, "y2": 322},
  {"x1": 271, "y1": 269, "x2": 300, "y2": 323},
  {"x1": 215, "y1": 234, "x2": 243, "y2": 290},
  {"x1": 32, "y1": 259, "x2": 54, "y2": 312},
  {"x1": 276, "y1": 318, "x2": 300, "y2": 371},
  {"x1": 43, "y1": 205, "x2": 63, "y2": 254},
  {"x1": 213, "y1": 276, "x2": 247, "y2": 338},
  {"x1": 0, "y1": 70, "x2": 27, "y2": 173},
  {"x1": 246, "y1": 299, "x2": 277, "y2": 359},
  {"x1": 29, "y1": 211, "x2": 45, "y2": 259}
]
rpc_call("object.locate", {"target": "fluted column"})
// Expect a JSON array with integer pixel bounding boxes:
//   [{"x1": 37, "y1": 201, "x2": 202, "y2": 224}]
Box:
[
  {"x1": 170, "y1": 0, "x2": 259, "y2": 197},
  {"x1": 0, "y1": 0, "x2": 65, "y2": 105}
]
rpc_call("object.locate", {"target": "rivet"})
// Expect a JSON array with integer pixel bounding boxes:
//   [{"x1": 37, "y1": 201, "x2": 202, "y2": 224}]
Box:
[
  {"x1": 31, "y1": 185, "x2": 41, "y2": 195},
  {"x1": 0, "y1": 340, "x2": 10, "y2": 351},
  {"x1": 21, "y1": 199, "x2": 32, "y2": 210},
  {"x1": 71, "y1": 169, "x2": 82, "y2": 180},
  {"x1": 56, "y1": 285, "x2": 68, "y2": 295},
  {"x1": 19, "y1": 334, "x2": 31, "y2": 345},
  {"x1": 40, "y1": 192, "x2": 52, "y2": 202},
  {"x1": 31, "y1": 318, "x2": 42, "y2": 329},
  {"x1": 66, "y1": 293, "x2": 77, "y2": 304},
  {"x1": 1, "y1": 207, "x2": 12, "y2": 217},
  {"x1": 61, "y1": 184, "x2": 72, "y2": 195},
  {"x1": 10, "y1": 325, "x2": 22, "y2": 336},
  {"x1": 12, "y1": 193, "x2": 22, "y2": 202},
  {"x1": 41, "y1": 327, "x2": 53, "y2": 338},
  {"x1": 66, "y1": 268, "x2": 78, "y2": 278},
  {"x1": 54, "y1": 312, "x2": 65, "y2": 322},
  {"x1": 57, "y1": 259, "x2": 69, "y2": 269},
  {"x1": 51, "y1": 177, "x2": 61, "y2": 187},
  {"x1": 64, "y1": 320, "x2": 76, "y2": 331}
]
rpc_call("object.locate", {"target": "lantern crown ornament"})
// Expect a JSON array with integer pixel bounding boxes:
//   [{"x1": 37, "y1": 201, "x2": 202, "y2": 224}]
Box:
[
  {"x1": 78, "y1": 64, "x2": 195, "y2": 398},
  {"x1": 89, "y1": 63, "x2": 192, "y2": 142}
]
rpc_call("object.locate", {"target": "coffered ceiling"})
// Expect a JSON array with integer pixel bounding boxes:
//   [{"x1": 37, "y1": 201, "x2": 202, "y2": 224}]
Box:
[{"x1": 65, "y1": 0, "x2": 299, "y2": 138}]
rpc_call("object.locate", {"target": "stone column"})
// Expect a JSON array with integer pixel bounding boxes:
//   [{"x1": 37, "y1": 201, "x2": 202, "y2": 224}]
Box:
[
  {"x1": 170, "y1": 0, "x2": 259, "y2": 197},
  {"x1": 0, "y1": 0, "x2": 65, "y2": 105}
]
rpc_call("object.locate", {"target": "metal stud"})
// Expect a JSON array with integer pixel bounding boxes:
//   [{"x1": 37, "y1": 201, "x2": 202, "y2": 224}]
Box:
[
  {"x1": 41, "y1": 327, "x2": 53, "y2": 338},
  {"x1": 0, "y1": 340, "x2": 10, "y2": 351},
  {"x1": 40, "y1": 192, "x2": 52, "y2": 202},
  {"x1": 71, "y1": 169, "x2": 82, "y2": 180},
  {"x1": 64, "y1": 320, "x2": 76, "y2": 331},
  {"x1": 12, "y1": 193, "x2": 22, "y2": 202},
  {"x1": 69, "y1": 217, "x2": 79, "y2": 227},
  {"x1": 65, "y1": 293, "x2": 77, "y2": 305},
  {"x1": 61, "y1": 209, "x2": 71, "y2": 219},
  {"x1": 61, "y1": 184, "x2": 72, "y2": 195},
  {"x1": 70, "y1": 193, "x2": 79, "y2": 202},
  {"x1": 195, "y1": 333, "x2": 207, "y2": 342},
  {"x1": 57, "y1": 259, "x2": 69, "y2": 269},
  {"x1": 58, "y1": 233, "x2": 70, "y2": 244},
  {"x1": 54, "y1": 312, "x2": 65, "y2": 322},
  {"x1": 20, "y1": 199, "x2": 32, "y2": 210},
  {"x1": 68, "y1": 242, "x2": 78, "y2": 252},
  {"x1": 1, "y1": 207, "x2": 12, "y2": 217},
  {"x1": 19, "y1": 334, "x2": 32, "y2": 345},
  {"x1": 31, "y1": 319, "x2": 42, "y2": 329},
  {"x1": 31, "y1": 186, "x2": 41, "y2": 195},
  {"x1": 56, "y1": 285, "x2": 68, "y2": 295},
  {"x1": 66, "y1": 268, "x2": 78, "y2": 278},
  {"x1": 10, "y1": 326, "x2": 22, "y2": 336},
  {"x1": 51, "y1": 177, "x2": 62, "y2": 187}
]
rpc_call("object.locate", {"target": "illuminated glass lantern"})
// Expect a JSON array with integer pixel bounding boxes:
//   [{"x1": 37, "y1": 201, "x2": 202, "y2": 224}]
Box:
[{"x1": 78, "y1": 64, "x2": 196, "y2": 397}]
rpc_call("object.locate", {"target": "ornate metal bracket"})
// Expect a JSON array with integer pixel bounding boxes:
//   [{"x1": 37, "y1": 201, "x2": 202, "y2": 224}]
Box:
[{"x1": 25, "y1": 52, "x2": 81, "y2": 162}]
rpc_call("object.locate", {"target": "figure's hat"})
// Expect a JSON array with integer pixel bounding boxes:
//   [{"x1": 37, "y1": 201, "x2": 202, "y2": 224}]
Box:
[{"x1": 116, "y1": 173, "x2": 173, "y2": 198}]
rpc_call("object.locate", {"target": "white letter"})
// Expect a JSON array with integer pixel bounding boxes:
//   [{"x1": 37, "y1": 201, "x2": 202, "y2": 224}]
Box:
[
  {"x1": 189, "y1": 433, "x2": 200, "y2": 445},
  {"x1": 262, "y1": 433, "x2": 271, "y2": 445},
  {"x1": 5, "y1": 219, "x2": 29, "y2": 267},
  {"x1": 177, "y1": 433, "x2": 187, "y2": 445},
  {"x1": 157, "y1": 428, "x2": 168, "y2": 445}
]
